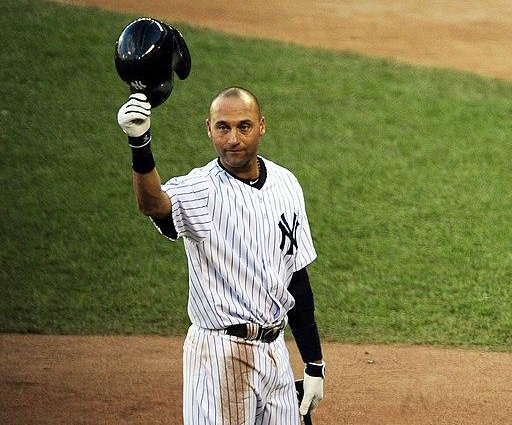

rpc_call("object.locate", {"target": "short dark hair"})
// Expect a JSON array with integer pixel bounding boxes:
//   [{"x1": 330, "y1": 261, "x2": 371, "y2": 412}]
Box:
[{"x1": 210, "y1": 86, "x2": 261, "y2": 116}]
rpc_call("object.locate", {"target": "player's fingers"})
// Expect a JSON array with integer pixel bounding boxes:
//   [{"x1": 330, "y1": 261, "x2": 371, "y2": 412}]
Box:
[
  {"x1": 125, "y1": 95, "x2": 151, "y2": 112},
  {"x1": 124, "y1": 100, "x2": 151, "y2": 115},
  {"x1": 123, "y1": 108, "x2": 150, "y2": 121},
  {"x1": 129, "y1": 92, "x2": 148, "y2": 102},
  {"x1": 299, "y1": 394, "x2": 313, "y2": 416},
  {"x1": 308, "y1": 398, "x2": 319, "y2": 414},
  {"x1": 117, "y1": 111, "x2": 149, "y2": 129},
  {"x1": 117, "y1": 91, "x2": 152, "y2": 137},
  {"x1": 118, "y1": 99, "x2": 151, "y2": 124},
  {"x1": 119, "y1": 94, "x2": 151, "y2": 115}
]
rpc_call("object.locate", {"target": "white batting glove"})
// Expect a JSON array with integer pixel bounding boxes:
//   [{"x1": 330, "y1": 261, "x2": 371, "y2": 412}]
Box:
[
  {"x1": 299, "y1": 361, "x2": 325, "y2": 416},
  {"x1": 117, "y1": 93, "x2": 151, "y2": 138}
]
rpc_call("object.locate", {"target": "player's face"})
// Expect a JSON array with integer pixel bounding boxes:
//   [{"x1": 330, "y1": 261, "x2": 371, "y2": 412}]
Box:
[{"x1": 206, "y1": 95, "x2": 266, "y2": 179}]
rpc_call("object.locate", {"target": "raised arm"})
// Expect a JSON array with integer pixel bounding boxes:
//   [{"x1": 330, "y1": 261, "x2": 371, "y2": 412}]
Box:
[{"x1": 117, "y1": 93, "x2": 171, "y2": 219}]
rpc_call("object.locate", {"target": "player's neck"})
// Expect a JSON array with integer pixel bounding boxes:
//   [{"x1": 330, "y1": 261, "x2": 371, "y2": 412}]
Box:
[
  {"x1": 218, "y1": 157, "x2": 266, "y2": 189},
  {"x1": 219, "y1": 157, "x2": 260, "y2": 180}
]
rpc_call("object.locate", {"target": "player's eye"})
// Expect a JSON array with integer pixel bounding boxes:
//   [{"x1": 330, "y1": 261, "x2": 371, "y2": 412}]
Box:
[{"x1": 239, "y1": 123, "x2": 252, "y2": 132}]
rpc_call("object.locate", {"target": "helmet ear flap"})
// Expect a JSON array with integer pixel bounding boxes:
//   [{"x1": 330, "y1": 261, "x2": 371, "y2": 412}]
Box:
[{"x1": 165, "y1": 25, "x2": 192, "y2": 80}]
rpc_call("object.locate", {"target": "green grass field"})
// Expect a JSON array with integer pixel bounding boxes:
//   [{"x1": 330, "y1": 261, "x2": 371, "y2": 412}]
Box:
[{"x1": 2, "y1": 0, "x2": 512, "y2": 350}]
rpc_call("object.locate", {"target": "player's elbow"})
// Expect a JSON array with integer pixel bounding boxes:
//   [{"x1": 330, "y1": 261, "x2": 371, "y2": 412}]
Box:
[
  {"x1": 138, "y1": 203, "x2": 155, "y2": 216},
  {"x1": 137, "y1": 200, "x2": 160, "y2": 217},
  {"x1": 136, "y1": 196, "x2": 170, "y2": 218},
  {"x1": 134, "y1": 189, "x2": 171, "y2": 217}
]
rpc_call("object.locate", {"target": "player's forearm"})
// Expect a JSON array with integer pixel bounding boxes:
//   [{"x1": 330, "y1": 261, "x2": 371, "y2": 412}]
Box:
[
  {"x1": 132, "y1": 168, "x2": 171, "y2": 218},
  {"x1": 126, "y1": 128, "x2": 171, "y2": 218},
  {"x1": 287, "y1": 268, "x2": 323, "y2": 364},
  {"x1": 290, "y1": 315, "x2": 323, "y2": 364},
  {"x1": 118, "y1": 93, "x2": 169, "y2": 218}
]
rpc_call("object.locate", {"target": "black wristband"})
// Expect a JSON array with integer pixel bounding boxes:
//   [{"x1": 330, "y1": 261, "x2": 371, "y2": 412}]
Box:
[
  {"x1": 291, "y1": 321, "x2": 323, "y2": 364},
  {"x1": 128, "y1": 129, "x2": 152, "y2": 148},
  {"x1": 129, "y1": 130, "x2": 155, "y2": 174},
  {"x1": 305, "y1": 361, "x2": 325, "y2": 378}
]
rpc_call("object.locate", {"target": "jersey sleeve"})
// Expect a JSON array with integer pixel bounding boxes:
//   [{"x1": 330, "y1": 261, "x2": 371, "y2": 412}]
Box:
[
  {"x1": 153, "y1": 174, "x2": 211, "y2": 242},
  {"x1": 295, "y1": 182, "x2": 317, "y2": 271}
]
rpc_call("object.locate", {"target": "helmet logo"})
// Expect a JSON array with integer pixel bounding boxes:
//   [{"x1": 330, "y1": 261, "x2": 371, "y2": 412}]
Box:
[{"x1": 130, "y1": 80, "x2": 147, "y2": 90}]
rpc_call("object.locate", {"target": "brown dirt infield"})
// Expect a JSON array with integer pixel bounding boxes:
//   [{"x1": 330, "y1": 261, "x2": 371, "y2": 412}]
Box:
[
  {"x1": 50, "y1": 0, "x2": 512, "y2": 80},
  {"x1": 2, "y1": 334, "x2": 512, "y2": 424},
  {"x1": 4, "y1": 1, "x2": 512, "y2": 424}
]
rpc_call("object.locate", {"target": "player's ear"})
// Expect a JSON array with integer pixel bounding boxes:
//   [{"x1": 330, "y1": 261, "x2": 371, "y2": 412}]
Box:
[
  {"x1": 259, "y1": 116, "x2": 266, "y2": 136},
  {"x1": 205, "y1": 118, "x2": 212, "y2": 139}
]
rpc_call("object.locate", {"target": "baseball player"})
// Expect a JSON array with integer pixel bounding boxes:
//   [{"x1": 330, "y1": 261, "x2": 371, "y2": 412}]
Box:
[{"x1": 117, "y1": 86, "x2": 325, "y2": 424}]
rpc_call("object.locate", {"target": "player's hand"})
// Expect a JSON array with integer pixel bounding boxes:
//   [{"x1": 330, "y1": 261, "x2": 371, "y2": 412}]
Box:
[
  {"x1": 299, "y1": 361, "x2": 325, "y2": 416},
  {"x1": 117, "y1": 93, "x2": 151, "y2": 139}
]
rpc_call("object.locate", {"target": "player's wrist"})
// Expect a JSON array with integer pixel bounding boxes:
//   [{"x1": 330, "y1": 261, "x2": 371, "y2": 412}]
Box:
[
  {"x1": 305, "y1": 360, "x2": 325, "y2": 378},
  {"x1": 130, "y1": 130, "x2": 155, "y2": 174},
  {"x1": 128, "y1": 129, "x2": 152, "y2": 148}
]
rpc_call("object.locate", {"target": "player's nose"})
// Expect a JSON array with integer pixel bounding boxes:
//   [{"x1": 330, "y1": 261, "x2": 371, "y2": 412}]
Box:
[{"x1": 227, "y1": 130, "x2": 239, "y2": 145}]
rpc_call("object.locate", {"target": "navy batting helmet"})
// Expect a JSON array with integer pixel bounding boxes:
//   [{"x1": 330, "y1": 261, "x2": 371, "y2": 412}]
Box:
[{"x1": 114, "y1": 17, "x2": 191, "y2": 107}]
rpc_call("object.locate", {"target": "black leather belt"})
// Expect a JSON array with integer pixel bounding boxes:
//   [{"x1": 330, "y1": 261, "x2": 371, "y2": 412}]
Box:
[{"x1": 225, "y1": 320, "x2": 286, "y2": 343}]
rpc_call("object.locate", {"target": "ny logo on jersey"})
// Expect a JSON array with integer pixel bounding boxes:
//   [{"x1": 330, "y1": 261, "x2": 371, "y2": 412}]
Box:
[
  {"x1": 278, "y1": 213, "x2": 299, "y2": 255},
  {"x1": 130, "y1": 80, "x2": 147, "y2": 90}
]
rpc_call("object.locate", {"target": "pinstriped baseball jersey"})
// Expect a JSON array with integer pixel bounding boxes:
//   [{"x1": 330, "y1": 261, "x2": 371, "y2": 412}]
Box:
[{"x1": 153, "y1": 156, "x2": 316, "y2": 330}]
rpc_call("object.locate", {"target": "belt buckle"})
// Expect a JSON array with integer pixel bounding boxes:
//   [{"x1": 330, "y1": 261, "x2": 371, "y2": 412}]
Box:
[{"x1": 259, "y1": 321, "x2": 284, "y2": 343}]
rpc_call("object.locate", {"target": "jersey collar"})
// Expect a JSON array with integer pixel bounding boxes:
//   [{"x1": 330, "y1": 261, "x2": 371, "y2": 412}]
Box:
[{"x1": 217, "y1": 157, "x2": 267, "y2": 190}]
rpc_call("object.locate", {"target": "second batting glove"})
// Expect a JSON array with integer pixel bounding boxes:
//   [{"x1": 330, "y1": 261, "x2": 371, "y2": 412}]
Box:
[
  {"x1": 299, "y1": 361, "x2": 325, "y2": 417},
  {"x1": 117, "y1": 93, "x2": 152, "y2": 144}
]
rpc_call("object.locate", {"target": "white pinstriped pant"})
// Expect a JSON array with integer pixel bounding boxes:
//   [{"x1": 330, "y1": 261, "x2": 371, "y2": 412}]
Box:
[{"x1": 183, "y1": 324, "x2": 300, "y2": 425}]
